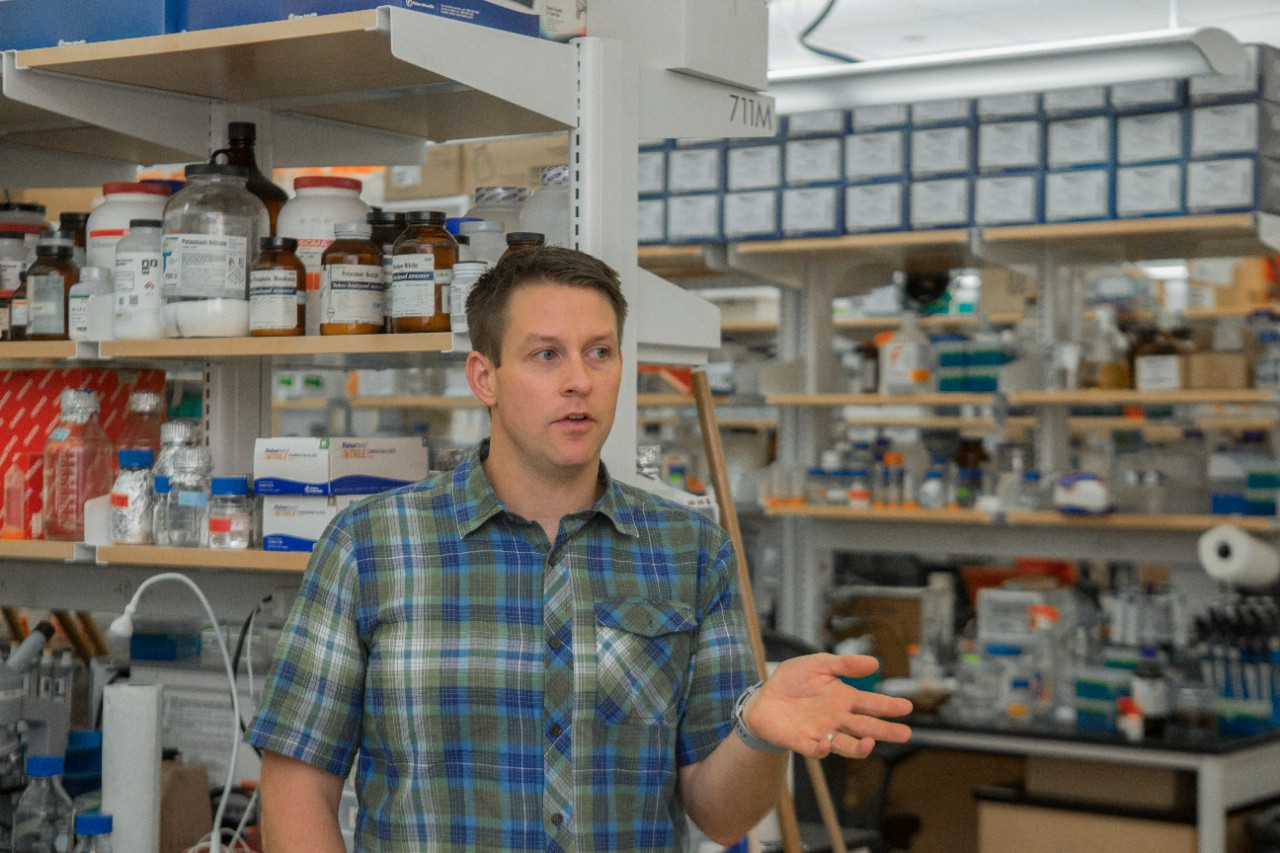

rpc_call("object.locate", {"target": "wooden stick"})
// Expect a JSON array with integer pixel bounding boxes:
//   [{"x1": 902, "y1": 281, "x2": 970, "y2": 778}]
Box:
[
  {"x1": 692, "y1": 371, "x2": 847, "y2": 853},
  {"x1": 52, "y1": 610, "x2": 94, "y2": 664},
  {"x1": 1, "y1": 608, "x2": 27, "y2": 641},
  {"x1": 76, "y1": 611, "x2": 114, "y2": 658}
]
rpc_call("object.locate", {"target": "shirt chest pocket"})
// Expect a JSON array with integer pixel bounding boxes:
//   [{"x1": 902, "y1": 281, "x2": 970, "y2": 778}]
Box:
[{"x1": 595, "y1": 598, "x2": 697, "y2": 726}]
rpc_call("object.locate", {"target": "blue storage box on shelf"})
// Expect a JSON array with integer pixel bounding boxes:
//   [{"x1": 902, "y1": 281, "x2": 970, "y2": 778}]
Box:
[
  {"x1": 726, "y1": 143, "x2": 783, "y2": 191},
  {"x1": 1190, "y1": 44, "x2": 1280, "y2": 105},
  {"x1": 845, "y1": 130, "x2": 908, "y2": 183},
  {"x1": 0, "y1": 0, "x2": 181, "y2": 50},
  {"x1": 723, "y1": 190, "x2": 781, "y2": 241},
  {"x1": 1043, "y1": 85, "x2": 1111, "y2": 117},
  {"x1": 852, "y1": 104, "x2": 910, "y2": 132},
  {"x1": 910, "y1": 125, "x2": 975, "y2": 178},
  {"x1": 1116, "y1": 163, "x2": 1186, "y2": 218},
  {"x1": 637, "y1": 198, "x2": 667, "y2": 245},
  {"x1": 665, "y1": 194, "x2": 722, "y2": 244},
  {"x1": 910, "y1": 177, "x2": 972, "y2": 230},
  {"x1": 783, "y1": 136, "x2": 844, "y2": 185},
  {"x1": 782, "y1": 109, "x2": 849, "y2": 137},
  {"x1": 1186, "y1": 156, "x2": 1280, "y2": 215},
  {"x1": 183, "y1": 0, "x2": 540, "y2": 36},
  {"x1": 844, "y1": 181, "x2": 908, "y2": 234},
  {"x1": 1044, "y1": 166, "x2": 1114, "y2": 222},
  {"x1": 1047, "y1": 115, "x2": 1115, "y2": 170},
  {"x1": 977, "y1": 93, "x2": 1042, "y2": 122},
  {"x1": 910, "y1": 98, "x2": 976, "y2": 127},
  {"x1": 1117, "y1": 111, "x2": 1188, "y2": 165},
  {"x1": 974, "y1": 173, "x2": 1042, "y2": 226},
  {"x1": 1110, "y1": 78, "x2": 1187, "y2": 114},
  {"x1": 977, "y1": 121, "x2": 1044, "y2": 174},
  {"x1": 667, "y1": 145, "x2": 725, "y2": 195},
  {"x1": 781, "y1": 185, "x2": 842, "y2": 237}
]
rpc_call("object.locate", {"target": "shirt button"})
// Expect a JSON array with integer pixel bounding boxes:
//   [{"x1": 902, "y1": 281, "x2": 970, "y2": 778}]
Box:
[
  {"x1": 549, "y1": 723, "x2": 563, "y2": 738},
  {"x1": 549, "y1": 636, "x2": 563, "y2": 650},
  {"x1": 551, "y1": 814, "x2": 564, "y2": 828}
]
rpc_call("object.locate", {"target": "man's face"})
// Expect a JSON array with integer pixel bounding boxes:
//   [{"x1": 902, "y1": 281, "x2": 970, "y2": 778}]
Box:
[{"x1": 471, "y1": 281, "x2": 622, "y2": 481}]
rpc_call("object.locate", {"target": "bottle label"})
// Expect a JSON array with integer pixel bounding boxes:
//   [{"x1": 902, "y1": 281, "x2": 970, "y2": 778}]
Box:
[
  {"x1": 297, "y1": 238, "x2": 331, "y2": 337},
  {"x1": 162, "y1": 233, "x2": 248, "y2": 300},
  {"x1": 110, "y1": 492, "x2": 130, "y2": 508},
  {"x1": 27, "y1": 273, "x2": 66, "y2": 336},
  {"x1": 390, "y1": 254, "x2": 439, "y2": 319},
  {"x1": 9, "y1": 298, "x2": 26, "y2": 329},
  {"x1": 177, "y1": 490, "x2": 208, "y2": 508},
  {"x1": 49, "y1": 428, "x2": 68, "y2": 442},
  {"x1": 250, "y1": 269, "x2": 301, "y2": 332},
  {"x1": 0, "y1": 258, "x2": 22, "y2": 291},
  {"x1": 115, "y1": 250, "x2": 164, "y2": 314},
  {"x1": 68, "y1": 294, "x2": 91, "y2": 340},
  {"x1": 209, "y1": 516, "x2": 232, "y2": 534},
  {"x1": 321, "y1": 264, "x2": 385, "y2": 327},
  {"x1": 1135, "y1": 354, "x2": 1181, "y2": 391},
  {"x1": 0, "y1": 306, "x2": 9, "y2": 337}
]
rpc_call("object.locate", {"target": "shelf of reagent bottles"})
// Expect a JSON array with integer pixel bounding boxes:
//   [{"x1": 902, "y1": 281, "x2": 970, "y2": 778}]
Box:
[
  {"x1": 96, "y1": 544, "x2": 308, "y2": 573},
  {"x1": 764, "y1": 505, "x2": 1277, "y2": 534},
  {"x1": 4, "y1": 9, "x2": 572, "y2": 155},
  {"x1": 99, "y1": 333, "x2": 455, "y2": 369},
  {"x1": 770, "y1": 390, "x2": 1279, "y2": 408},
  {"x1": 767, "y1": 392, "x2": 997, "y2": 407}
]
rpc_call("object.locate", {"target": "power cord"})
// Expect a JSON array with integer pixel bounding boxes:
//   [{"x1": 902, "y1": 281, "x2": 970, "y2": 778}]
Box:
[{"x1": 799, "y1": 0, "x2": 860, "y2": 64}]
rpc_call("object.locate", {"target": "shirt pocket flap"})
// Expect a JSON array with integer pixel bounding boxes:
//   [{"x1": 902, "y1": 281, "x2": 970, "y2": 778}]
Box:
[{"x1": 595, "y1": 598, "x2": 696, "y2": 637}]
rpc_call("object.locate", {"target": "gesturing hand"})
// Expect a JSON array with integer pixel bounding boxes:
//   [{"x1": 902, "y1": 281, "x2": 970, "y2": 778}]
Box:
[{"x1": 742, "y1": 654, "x2": 914, "y2": 759}]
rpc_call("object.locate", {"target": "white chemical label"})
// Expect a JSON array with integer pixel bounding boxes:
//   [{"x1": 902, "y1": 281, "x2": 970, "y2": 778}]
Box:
[
  {"x1": 114, "y1": 250, "x2": 164, "y2": 313},
  {"x1": 9, "y1": 298, "x2": 28, "y2": 329},
  {"x1": 27, "y1": 273, "x2": 65, "y2": 336},
  {"x1": 321, "y1": 264, "x2": 385, "y2": 327},
  {"x1": 162, "y1": 234, "x2": 248, "y2": 300},
  {"x1": 0, "y1": 258, "x2": 23, "y2": 292},
  {"x1": 1135, "y1": 354, "x2": 1182, "y2": 390},
  {"x1": 296, "y1": 238, "x2": 332, "y2": 336},
  {"x1": 390, "y1": 254, "x2": 438, "y2": 319},
  {"x1": 250, "y1": 269, "x2": 302, "y2": 332},
  {"x1": 68, "y1": 294, "x2": 90, "y2": 340}
]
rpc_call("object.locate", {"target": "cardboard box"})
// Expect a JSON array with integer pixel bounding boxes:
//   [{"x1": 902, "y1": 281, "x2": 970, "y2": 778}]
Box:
[
  {"x1": 978, "y1": 121, "x2": 1043, "y2": 173},
  {"x1": 911, "y1": 98, "x2": 975, "y2": 127},
  {"x1": 382, "y1": 134, "x2": 569, "y2": 202},
  {"x1": 1045, "y1": 167, "x2": 1113, "y2": 221},
  {"x1": 1117, "y1": 163, "x2": 1185, "y2": 217},
  {"x1": 261, "y1": 495, "x2": 340, "y2": 552},
  {"x1": 827, "y1": 593, "x2": 921, "y2": 678},
  {"x1": 161, "y1": 761, "x2": 214, "y2": 853},
  {"x1": 253, "y1": 437, "x2": 330, "y2": 496},
  {"x1": 844, "y1": 182, "x2": 907, "y2": 233},
  {"x1": 852, "y1": 104, "x2": 910, "y2": 132},
  {"x1": 780, "y1": 185, "x2": 842, "y2": 236},
  {"x1": 845, "y1": 131, "x2": 907, "y2": 182},
  {"x1": 1185, "y1": 351, "x2": 1250, "y2": 389},
  {"x1": 723, "y1": 191, "x2": 780, "y2": 240},
  {"x1": 979, "y1": 267, "x2": 1033, "y2": 316},
  {"x1": 726, "y1": 144, "x2": 782, "y2": 191},
  {"x1": 1048, "y1": 116, "x2": 1114, "y2": 168},
  {"x1": 1043, "y1": 85, "x2": 1110, "y2": 117},
  {"x1": 911, "y1": 126, "x2": 974, "y2": 177},
  {"x1": 910, "y1": 178, "x2": 971, "y2": 229},
  {"x1": 974, "y1": 174, "x2": 1041, "y2": 225},
  {"x1": 784, "y1": 137, "x2": 843, "y2": 185},
  {"x1": 0, "y1": 0, "x2": 180, "y2": 50},
  {"x1": 1117, "y1": 111, "x2": 1187, "y2": 164},
  {"x1": 330, "y1": 437, "x2": 429, "y2": 494}
]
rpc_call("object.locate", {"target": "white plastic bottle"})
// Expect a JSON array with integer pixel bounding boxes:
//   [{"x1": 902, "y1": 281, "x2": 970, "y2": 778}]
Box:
[
  {"x1": 112, "y1": 219, "x2": 165, "y2": 339},
  {"x1": 879, "y1": 312, "x2": 934, "y2": 394},
  {"x1": 68, "y1": 266, "x2": 114, "y2": 342},
  {"x1": 277, "y1": 176, "x2": 372, "y2": 336},
  {"x1": 519, "y1": 165, "x2": 571, "y2": 247},
  {"x1": 464, "y1": 186, "x2": 528, "y2": 232},
  {"x1": 458, "y1": 220, "x2": 505, "y2": 268},
  {"x1": 85, "y1": 182, "x2": 171, "y2": 277}
]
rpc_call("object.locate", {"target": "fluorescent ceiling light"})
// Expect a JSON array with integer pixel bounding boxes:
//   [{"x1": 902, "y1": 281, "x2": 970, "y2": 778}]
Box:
[{"x1": 767, "y1": 27, "x2": 1246, "y2": 111}]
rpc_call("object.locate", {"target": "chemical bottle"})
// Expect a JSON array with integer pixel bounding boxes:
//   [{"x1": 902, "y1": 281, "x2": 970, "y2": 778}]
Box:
[
  {"x1": 85, "y1": 182, "x2": 169, "y2": 274},
  {"x1": 11, "y1": 755, "x2": 74, "y2": 853},
  {"x1": 1133, "y1": 309, "x2": 1185, "y2": 391},
  {"x1": 72, "y1": 812, "x2": 112, "y2": 853},
  {"x1": 42, "y1": 389, "x2": 114, "y2": 542},
  {"x1": 320, "y1": 222, "x2": 384, "y2": 335},
  {"x1": 25, "y1": 231, "x2": 79, "y2": 342},
  {"x1": 953, "y1": 438, "x2": 988, "y2": 510},
  {"x1": 58, "y1": 212, "x2": 89, "y2": 267},
  {"x1": 500, "y1": 231, "x2": 545, "y2": 261},
  {"x1": 464, "y1": 186, "x2": 528, "y2": 232},
  {"x1": 458, "y1": 220, "x2": 504, "y2": 268},
  {"x1": 212, "y1": 121, "x2": 288, "y2": 235},
  {"x1": 109, "y1": 448, "x2": 155, "y2": 545},
  {"x1": 207, "y1": 476, "x2": 253, "y2": 550},
  {"x1": 450, "y1": 260, "x2": 488, "y2": 336},
  {"x1": 152, "y1": 475, "x2": 171, "y2": 547},
  {"x1": 117, "y1": 391, "x2": 164, "y2": 455},
  {"x1": 165, "y1": 445, "x2": 212, "y2": 548},
  {"x1": 278, "y1": 176, "x2": 372, "y2": 335},
  {"x1": 154, "y1": 420, "x2": 201, "y2": 478},
  {"x1": 879, "y1": 311, "x2": 933, "y2": 394},
  {"x1": 1082, "y1": 304, "x2": 1131, "y2": 389},
  {"x1": 249, "y1": 236, "x2": 305, "y2": 337},
  {"x1": 519, "y1": 165, "x2": 571, "y2": 246},
  {"x1": 0, "y1": 231, "x2": 27, "y2": 341},
  {"x1": 1131, "y1": 644, "x2": 1169, "y2": 739},
  {"x1": 67, "y1": 266, "x2": 114, "y2": 342},
  {"x1": 1255, "y1": 330, "x2": 1280, "y2": 390},
  {"x1": 390, "y1": 210, "x2": 456, "y2": 334},
  {"x1": 111, "y1": 219, "x2": 165, "y2": 340}
]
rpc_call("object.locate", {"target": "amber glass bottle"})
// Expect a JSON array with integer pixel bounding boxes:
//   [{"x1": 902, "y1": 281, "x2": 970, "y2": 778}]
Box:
[
  {"x1": 250, "y1": 236, "x2": 306, "y2": 337},
  {"x1": 321, "y1": 223, "x2": 385, "y2": 336},
  {"x1": 213, "y1": 122, "x2": 289, "y2": 236},
  {"x1": 25, "y1": 231, "x2": 79, "y2": 341},
  {"x1": 390, "y1": 210, "x2": 455, "y2": 334},
  {"x1": 500, "y1": 231, "x2": 545, "y2": 261}
]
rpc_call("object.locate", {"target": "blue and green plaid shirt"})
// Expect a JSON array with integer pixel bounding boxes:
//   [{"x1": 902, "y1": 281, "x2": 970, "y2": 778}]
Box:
[{"x1": 247, "y1": 442, "x2": 755, "y2": 852}]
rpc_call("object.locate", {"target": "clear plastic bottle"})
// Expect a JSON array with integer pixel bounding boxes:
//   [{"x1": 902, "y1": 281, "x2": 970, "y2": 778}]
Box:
[
  {"x1": 464, "y1": 186, "x2": 528, "y2": 232},
  {"x1": 879, "y1": 311, "x2": 933, "y2": 394},
  {"x1": 71, "y1": 812, "x2": 112, "y2": 853},
  {"x1": 458, "y1": 220, "x2": 505, "y2": 268},
  {"x1": 112, "y1": 219, "x2": 165, "y2": 340},
  {"x1": 1016, "y1": 469, "x2": 1045, "y2": 510},
  {"x1": 519, "y1": 165, "x2": 571, "y2": 247},
  {"x1": 390, "y1": 210, "x2": 455, "y2": 334},
  {"x1": 117, "y1": 391, "x2": 164, "y2": 455},
  {"x1": 166, "y1": 446, "x2": 211, "y2": 548},
  {"x1": 109, "y1": 448, "x2": 154, "y2": 545},
  {"x1": 162, "y1": 163, "x2": 267, "y2": 337},
  {"x1": 67, "y1": 266, "x2": 113, "y2": 342},
  {"x1": 0, "y1": 232, "x2": 27, "y2": 341},
  {"x1": 25, "y1": 231, "x2": 79, "y2": 342},
  {"x1": 207, "y1": 476, "x2": 252, "y2": 550},
  {"x1": 152, "y1": 475, "x2": 171, "y2": 547},
  {"x1": 42, "y1": 390, "x2": 114, "y2": 542},
  {"x1": 153, "y1": 420, "x2": 200, "y2": 478},
  {"x1": 11, "y1": 754, "x2": 74, "y2": 853},
  {"x1": 1, "y1": 459, "x2": 28, "y2": 539}
]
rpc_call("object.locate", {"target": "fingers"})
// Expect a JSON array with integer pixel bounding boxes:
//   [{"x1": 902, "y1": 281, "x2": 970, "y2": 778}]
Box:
[
  {"x1": 809, "y1": 732, "x2": 878, "y2": 760},
  {"x1": 824, "y1": 653, "x2": 881, "y2": 680},
  {"x1": 845, "y1": 686, "x2": 914, "y2": 719}
]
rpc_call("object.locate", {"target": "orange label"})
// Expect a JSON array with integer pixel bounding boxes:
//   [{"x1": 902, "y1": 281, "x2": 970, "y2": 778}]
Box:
[
  {"x1": 908, "y1": 368, "x2": 932, "y2": 383},
  {"x1": 208, "y1": 517, "x2": 232, "y2": 534},
  {"x1": 110, "y1": 493, "x2": 129, "y2": 508}
]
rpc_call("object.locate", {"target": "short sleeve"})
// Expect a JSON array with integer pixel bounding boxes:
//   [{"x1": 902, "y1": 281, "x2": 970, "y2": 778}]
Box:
[
  {"x1": 246, "y1": 520, "x2": 366, "y2": 778},
  {"x1": 675, "y1": 531, "x2": 756, "y2": 767}
]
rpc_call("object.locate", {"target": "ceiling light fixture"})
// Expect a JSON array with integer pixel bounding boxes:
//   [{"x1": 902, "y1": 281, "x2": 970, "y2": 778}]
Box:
[{"x1": 767, "y1": 27, "x2": 1246, "y2": 112}]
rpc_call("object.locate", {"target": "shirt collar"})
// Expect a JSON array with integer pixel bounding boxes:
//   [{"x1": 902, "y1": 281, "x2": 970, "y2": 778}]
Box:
[{"x1": 452, "y1": 439, "x2": 640, "y2": 539}]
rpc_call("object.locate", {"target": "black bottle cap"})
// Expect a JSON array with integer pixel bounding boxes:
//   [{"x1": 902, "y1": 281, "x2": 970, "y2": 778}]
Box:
[
  {"x1": 260, "y1": 236, "x2": 298, "y2": 253},
  {"x1": 405, "y1": 210, "x2": 448, "y2": 225},
  {"x1": 506, "y1": 231, "x2": 544, "y2": 244},
  {"x1": 59, "y1": 212, "x2": 90, "y2": 230},
  {"x1": 367, "y1": 209, "x2": 406, "y2": 226},
  {"x1": 228, "y1": 121, "x2": 256, "y2": 145}
]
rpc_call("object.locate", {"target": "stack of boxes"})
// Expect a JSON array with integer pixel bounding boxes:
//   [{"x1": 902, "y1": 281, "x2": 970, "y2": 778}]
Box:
[{"x1": 640, "y1": 44, "x2": 1280, "y2": 244}]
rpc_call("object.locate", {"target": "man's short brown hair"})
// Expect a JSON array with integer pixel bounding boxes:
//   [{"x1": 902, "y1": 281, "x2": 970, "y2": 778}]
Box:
[{"x1": 464, "y1": 247, "x2": 628, "y2": 366}]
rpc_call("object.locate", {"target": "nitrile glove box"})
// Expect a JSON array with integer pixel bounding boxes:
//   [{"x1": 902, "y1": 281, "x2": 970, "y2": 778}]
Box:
[
  {"x1": 1191, "y1": 101, "x2": 1280, "y2": 159},
  {"x1": 977, "y1": 121, "x2": 1043, "y2": 173},
  {"x1": 784, "y1": 137, "x2": 844, "y2": 185},
  {"x1": 910, "y1": 126, "x2": 974, "y2": 177},
  {"x1": 1116, "y1": 163, "x2": 1185, "y2": 217},
  {"x1": 727, "y1": 144, "x2": 783, "y2": 191},
  {"x1": 910, "y1": 178, "x2": 972, "y2": 229},
  {"x1": 1043, "y1": 86, "x2": 1110, "y2": 117},
  {"x1": 723, "y1": 191, "x2": 781, "y2": 240},
  {"x1": 262, "y1": 495, "x2": 359, "y2": 552},
  {"x1": 846, "y1": 131, "x2": 907, "y2": 182},
  {"x1": 253, "y1": 436, "x2": 430, "y2": 496},
  {"x1": 1187, "y1": 156, "x2": 1280, "y2": 214},
  {"x1": 254, "y1": 438, "x2": 331, "y2": 496},
  {"x1": 1047, "y1": 116, "x2": 1114, "y2": 169},
  {"x1": 666, "y1": 194, "x2": 722, "y2": 244},
  {"x1": 1190, "y1": 44, "x2": 1280, "y2": 104},
  {"x1": 845, "y1": 182, "x2": 907, "y2": 233},
  {"x1": 1117, "y1": 111, "x2": 1187, "y2": 164},
  {"x1": 184, "y1": 0, "x2": 539, "y2": 36},
  {"x1": 781, "y1": 185, "x2": 842, "y2": 237},
  {"x1": 1044, "y1": 167, "x2": 1113, "y2": 222},
  {"x1": 0, "y1": 0, "x2": 181, "y2": 49}
]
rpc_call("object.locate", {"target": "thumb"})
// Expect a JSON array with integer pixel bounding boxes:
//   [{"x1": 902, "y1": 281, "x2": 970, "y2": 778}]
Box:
[{"x1": 827, "y1": 654, "x2": 881, "y2": 680}]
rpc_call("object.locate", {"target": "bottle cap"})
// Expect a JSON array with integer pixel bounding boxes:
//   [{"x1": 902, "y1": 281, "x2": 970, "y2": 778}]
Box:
[
  {"x1": 58, "y1": 212, "x2": 90, "y2": 229},
  {"x1": 505, "y1": 232, "x2": 544, "y2": 245},
  {"x1": 118, "y1": 448, "x2": 156, "y2": 469},
  {"x1": 154, "y1": 475, "x2": 172, "y2": 494},
  {"x1": 102, "y1": 181, "x2": 171, "y2": 197},
  {"x1": 0, "y1": 232, "x2": 23, "y2": 241},
  {"x1": 333, "y1": 222, "x2": 373, "y2": 239},
  {"x1": 25, "y1": 754, "x2": 64, "y2": 777},
  {"x1": 369, "y1": 210, "x2": 407, "y2": 227},
  {"x1": 406, "y1": 210, "x2": 448, "y2": 226},
  {"x1": 211, "y1": 475, "x2": 249, "y2": 496},
  {"x1": 294, "y1": 175, "x2": 362, "y2": 192},
  {"x1": 259, "y1": 236, "x2": 299, "y2": 253},
  {"x1": 227, "y1": 121, "x2": 257, "y2": 144},
  {"x1": 59, "y1": 388, "x2": 100, "y2": 415},
  {"x1": 75, "y1": 813, "x2": 113, "y2": 836},
  {"x1": 458, "y1": 219, "x2": 502, "y2": 234},
  {"x1": 128, "y1": 219, "x2": 164, "y2": 229}
]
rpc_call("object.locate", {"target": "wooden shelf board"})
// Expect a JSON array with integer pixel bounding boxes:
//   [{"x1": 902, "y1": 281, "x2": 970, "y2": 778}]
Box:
[
  {"x1": 735, "y1": 228, "x2": 971, "y2": 258},
  {"x1": 764, "y1": 505, "x2": 992, "y2": 524},
  {"x1": 348, "y1": 394, "x2": 483, "y2": 409},
  {"x1": 984, "y1": 214, "x2": 1269, "y2": 260},
  {"x1": 636, "y1": 393, "x2": 733, "y2": 407},
  {"x1": 637, "y1": 245, "x2": 722, "y2": 279},
  {"x1": 768, "y1": 392, "x2": 995, "y2": 407},
  {"x1": 834, "y1": 312, "x2": 1022, "y2": 331},
  {"x1": 100, "y1": 333, "x2": 452, "y2": 360},
  {"x1": 272, "y1": 397, "x2": 330, "y2": 410},
  {"x1": 96, "y1": 545, "x2": 309, "y2": 572},
  {"x1": 0, "y1": 341, "x2": 78, "y2": 361},
  {"x1": 0, "y1": 540, "x2": 76, "y2": 561},
  {"x1": 1009, "y1": 389, "x2": 1276, "y2": 407},
  {"x1": 1004, "y1": 511, "x2": 1275, "y2": 533},
  {"x1": 842, "y1": 416, "x2": 998, "y2": 429},
  {"x1": 721, "y1": 320, "x2": 779, "y2": 334}
]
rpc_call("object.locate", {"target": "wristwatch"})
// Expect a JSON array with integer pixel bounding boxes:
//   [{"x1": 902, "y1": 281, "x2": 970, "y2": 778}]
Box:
[{"x1": 733, "y1": 681, "x2": 788, "y2": 753}]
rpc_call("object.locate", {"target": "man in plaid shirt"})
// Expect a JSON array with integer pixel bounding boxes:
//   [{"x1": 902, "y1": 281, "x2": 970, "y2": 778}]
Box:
[{"x1": 248, "y1": 247, "x2": 912, "y2": 852}]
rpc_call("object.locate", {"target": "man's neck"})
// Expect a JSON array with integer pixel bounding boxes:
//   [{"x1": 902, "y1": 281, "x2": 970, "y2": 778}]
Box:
[{"x1": 481, "y1": 442, "x2": 603, "y2": 542}]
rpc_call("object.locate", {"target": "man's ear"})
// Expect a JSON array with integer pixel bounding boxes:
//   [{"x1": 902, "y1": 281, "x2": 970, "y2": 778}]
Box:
[{"x1": 466, "y1": 351, "x2": 498, "y2": 408}]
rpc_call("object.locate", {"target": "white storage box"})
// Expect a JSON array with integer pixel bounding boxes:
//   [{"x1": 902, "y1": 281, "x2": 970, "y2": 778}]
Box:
[
  {"x1": 845, "y1": 130, "x2": 907, "y2": 182},
  {"x1": 666, "y1": 194, "x2": 722, "y2": 243},
  {"x1": 1191, "y1": 101, "x2": 1280, "y2": 158},
  {"x1": 1047, "y1": 116, "x2": 1113, "y2": 168},
  {"x1": 723, "y1": 190, "x2": 781, "y2": 239},
  {"x1": 329, "y1": 437, "x2": 429, "y2": 495},
  {"x1": 1187, "y1": 156, "x2": 1280, "y2": 214},
  {"x1": 784, "y1": 109, "x2": 848, "y2": 136},
  {"x1": 909, "y1": 178, "x2": 971, "y2": 229},
  {"x1": 261, "y1": 495, "x2": 351, "y2": 552},
  {"x1": 637, "y1": 198, "x2": 667, "y2": 245},
  {"x1": 1043, "y1": 86, "x2": 1110, "y2": 117},
  {"x1": 1045, "y1": 168, "x2": 1113, "y2": 221},
  {"x1": 727, "y1": 143, "x2": 783, "y2": 190},
  {"x1": 253, "y1": 437, "x2": 330, "y2": 496},
  {"x1": 667, "y1": 146, "x2": 724, "y2": 194},
  {"x1": 781, "y1": 185, "x2": 842, "y2": 236},
  {"x1": 1190, "y1": 44, "x2": 1280, "y2": 103},
  {"x1": 911, "y1": 126, "x2": 974, "y2": 176},
  {"x1": 852, "y1": 104, "x2": 910, "y2": 131},
  {"x1": 975, "y1": 174, "x2": 1041, "y2": 225},
  {"x1": 977, "y1": 93, "x2": 1041, "y2": 120},
  {"x1": 637, "y1": 148, "x2": 667, "y2": 196},
  {"x1": 1110, "y1": 79, "x2": 1185, "y2": 113},
  {"x1": 910, "y1": 98, "x2": 975, "y2": 126},
  {"x1": 978, "y1": 121, "x2": 1043, "y2": 172},
  {"x1": 784, "y1": 137, "x2": 844, "y2": 185},
  {"x1": 845, "y1": 182, "x2": 907, "y2": 233},
  {"x1": 1116, "y1": 163, "x2": 1185, "y2": 217},
  {"x1": 1117, "y1": 111, "x2": 1186, "y2": 164}
]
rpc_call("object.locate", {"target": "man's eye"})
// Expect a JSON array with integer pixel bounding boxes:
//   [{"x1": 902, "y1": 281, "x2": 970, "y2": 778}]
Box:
[{"x1": 535, "y1": 350, "x2": 557, "y2": 361}]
